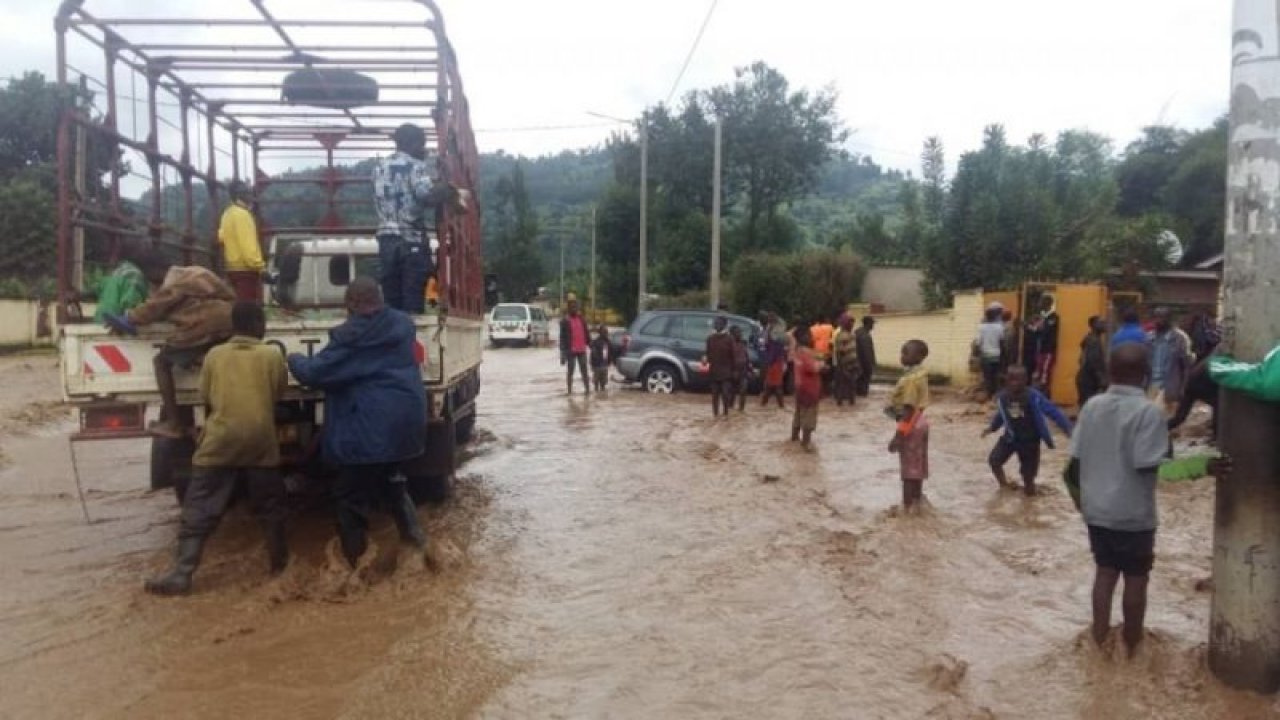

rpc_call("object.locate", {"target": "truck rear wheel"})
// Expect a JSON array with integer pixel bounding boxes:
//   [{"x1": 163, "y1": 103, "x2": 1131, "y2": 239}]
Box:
[
  {"x1": 150, "y1": 435, "x2": 196, "y2": 504},
  {"x1": 405, "y1": 415, "x2": 456, "y2": 506}
]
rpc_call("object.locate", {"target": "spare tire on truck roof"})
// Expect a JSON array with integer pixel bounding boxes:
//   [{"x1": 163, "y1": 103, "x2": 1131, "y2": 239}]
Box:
[{"x1": 282, "y1": 68, "x2": 379, "y2": 109}]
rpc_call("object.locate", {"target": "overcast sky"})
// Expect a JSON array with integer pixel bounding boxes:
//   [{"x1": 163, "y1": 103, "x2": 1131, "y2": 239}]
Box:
[{"x1": 0, "y1": 0, "x2": 1232, "y2": 175}]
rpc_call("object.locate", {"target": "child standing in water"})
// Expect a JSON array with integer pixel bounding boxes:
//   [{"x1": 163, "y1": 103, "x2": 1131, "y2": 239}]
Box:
[
  {"x1": 887, "y1": 340, "x2": 931, "y2": 511},
  {"x1": 730, "y1": 325, "x2": 751, "y2": 412},
  {"x1": 589, "y1": 325, "x2": 612, "y2": 393},
  {"x1": 791, "y1": 326, "x2": 821, "y2": 448},
  {"x1": 982, "y1": 366, "x2": 1073, "y2": 496}
]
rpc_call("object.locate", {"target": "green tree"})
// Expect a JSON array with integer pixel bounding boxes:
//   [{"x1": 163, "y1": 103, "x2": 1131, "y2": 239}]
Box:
[
  {"x1": 707, "y1": 62, "x2": 847, "y2": 252},
  {"x1": 921, "y1": 125, "x2": 1121, "y2": 305},
  {"x1": 487, "y1": 162, "x2": 544, "y2": 302},
  {"x1": 0, "y1": 72, "x2": 116, "y2": 294},
  {"x1": 920, "y1": 136, "x2": 946, "y2": 228}
]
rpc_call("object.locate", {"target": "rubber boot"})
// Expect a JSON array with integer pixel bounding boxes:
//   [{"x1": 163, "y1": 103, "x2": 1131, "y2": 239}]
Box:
[
  {"x1": 144, "y1": 536, "x2": 205, "y2": 596},
  {"x1": 389, "y1": 486, "x2": 427, "y2": 549},
  {"x1": 263, "y1": 521, "x2": 289, "y2": 575},
  {"x1": 336, "y1": 509, "x2": 368, "y2": 569}
]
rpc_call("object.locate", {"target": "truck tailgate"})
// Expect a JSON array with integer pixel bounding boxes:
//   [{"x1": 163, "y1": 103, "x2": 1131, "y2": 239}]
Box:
[{"x1": 60, "y1": 316, "x2": 483, "y2": 403}]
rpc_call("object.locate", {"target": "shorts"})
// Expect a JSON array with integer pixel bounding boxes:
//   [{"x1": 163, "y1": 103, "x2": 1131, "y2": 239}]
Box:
[
  {"x1": 988, "y1": 439, "x2": 1041, "y2": 478},
  {"x1": 898, "y1": 415, "x2": 930, "y2": 480},
  {"x1": 792, "y1": 404, "x2": 818, "y2": 432},
  {"x1": 765, "y1": 360, "x2": 785, "y2": 388},
  {"x1": 1087, "y1": 525, "x2": 1156, "y2": 576}
]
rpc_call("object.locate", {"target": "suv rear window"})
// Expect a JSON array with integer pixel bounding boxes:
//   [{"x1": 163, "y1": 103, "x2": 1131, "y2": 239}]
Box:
[
  {"x1": 493, "y1": 306, "x2": 528, "y2": 321},
  {"x1": 673, "y1": 315, "x2": 715, "y2": 342},
  {"x1": 638, "y1": 315, "x2": 670, "y2": 336}
]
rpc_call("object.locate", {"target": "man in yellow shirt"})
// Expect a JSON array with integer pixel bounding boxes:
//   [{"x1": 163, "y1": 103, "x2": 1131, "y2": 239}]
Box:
[
  {"x1": 218, "y1": 181, "x2": 264, "y2": 303},
  {"x1": 145, "y1": 301, "x2": 289, "y2": 596}
]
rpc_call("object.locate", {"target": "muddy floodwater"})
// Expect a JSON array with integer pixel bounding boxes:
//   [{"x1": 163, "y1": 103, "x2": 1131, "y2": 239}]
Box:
[{"x1": 0, "y1": 346, "x2": 1277, "y2": 719}]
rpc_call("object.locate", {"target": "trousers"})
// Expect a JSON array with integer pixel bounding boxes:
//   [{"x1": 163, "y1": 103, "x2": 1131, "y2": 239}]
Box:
[
  {"x1": 180, "y1": 466, "x2": 286, "y2": 541},
  {"x1": 377, "y1": 233, "x2": 430, "y2": 314}
]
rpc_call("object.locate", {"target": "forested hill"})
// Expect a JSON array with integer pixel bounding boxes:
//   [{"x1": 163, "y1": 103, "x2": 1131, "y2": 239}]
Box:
[{"x1": 475, "y1": 147, "x2": 904, "y2": 273}]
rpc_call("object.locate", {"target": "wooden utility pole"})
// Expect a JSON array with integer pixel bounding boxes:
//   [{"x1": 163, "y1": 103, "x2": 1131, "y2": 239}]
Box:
[
  {"x1": 559, "y1": 234, "x2": 566, "y2": 311},
  {"x1": 1209, "y1": 0, "x2": 1280, "y2": 692},
  {"x1": 72, "y1": 75, "x2": 88, "y2": 293},
  {"x1": 590, "y1": 206, "x2": 597, "y2": 315},
  {"x1": 709, "y1": 116, "x2": 722, "y2": 310},
  {"x1": 638, "y1": 116, "x2": 649, "y2": 313}
]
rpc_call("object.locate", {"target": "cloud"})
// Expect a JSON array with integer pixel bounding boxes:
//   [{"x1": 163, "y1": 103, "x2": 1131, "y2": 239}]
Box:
[{"x1": 1, "y1": 0, "x2": 1231, "y2": 176}]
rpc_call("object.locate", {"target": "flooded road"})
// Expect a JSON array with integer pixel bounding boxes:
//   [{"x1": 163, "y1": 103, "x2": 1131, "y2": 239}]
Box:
[{"x1": 0, "y1": 347, "x2": 1277, "y2": 718}]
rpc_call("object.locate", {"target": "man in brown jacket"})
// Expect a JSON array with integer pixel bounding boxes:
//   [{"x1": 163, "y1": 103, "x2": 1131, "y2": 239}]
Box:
[
  {"x1": 103, "y1": 262, "x2": 236, "y2": 438},
  {"x1": 706, "y1": 315, "x2": 736, "y2": 418}
]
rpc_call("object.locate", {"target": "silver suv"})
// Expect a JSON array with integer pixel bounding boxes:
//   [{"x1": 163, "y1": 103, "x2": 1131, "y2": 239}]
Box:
[{"x1": 615, "y1": 310, "x2": 762, "y2": 394}]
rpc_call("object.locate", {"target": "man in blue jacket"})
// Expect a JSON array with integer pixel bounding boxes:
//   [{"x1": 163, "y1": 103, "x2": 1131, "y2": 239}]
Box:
[
  {"x1": 287, "y1": 277, "x2": 429, "y2": 568},
  {"x1": 982, "y1": 366, "x2": 1073, "y2": 496}
]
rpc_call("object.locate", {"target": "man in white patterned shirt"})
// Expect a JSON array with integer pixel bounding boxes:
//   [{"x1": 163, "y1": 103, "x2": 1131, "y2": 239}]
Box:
[{"x1": 372, "y1": 124, "x2": 457, "y2": 313}]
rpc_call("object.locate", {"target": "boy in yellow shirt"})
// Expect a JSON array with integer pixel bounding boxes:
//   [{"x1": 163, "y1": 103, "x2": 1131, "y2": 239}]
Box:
[
  {"x1": 887, "y1": 339, "x2": 931, "y2": 512},
  {"x1": 145, "y1": 301, "x2": 289, "y2": 595}
]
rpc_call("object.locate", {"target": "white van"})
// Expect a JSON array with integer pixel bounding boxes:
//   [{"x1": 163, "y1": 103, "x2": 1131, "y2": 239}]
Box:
[{"x1": 488, "y1": 303, "x2": 550, "y2": 347}]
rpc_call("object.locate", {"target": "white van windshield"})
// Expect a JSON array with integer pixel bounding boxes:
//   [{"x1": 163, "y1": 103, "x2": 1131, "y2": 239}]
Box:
[{"x1": 492, "y1": 305, "x2": 528, "y2": 321}]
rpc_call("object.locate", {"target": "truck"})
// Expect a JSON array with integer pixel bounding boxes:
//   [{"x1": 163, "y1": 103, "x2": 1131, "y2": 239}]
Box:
[{"x1": 53, "y1": 1, "x2": 484, "y2": 502}]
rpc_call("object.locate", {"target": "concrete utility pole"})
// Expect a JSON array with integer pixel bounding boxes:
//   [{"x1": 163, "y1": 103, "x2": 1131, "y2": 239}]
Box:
[
  {"x1": 1209, "y1": 0, "x2": 1280, "y2": 693},
  {"x1": 709, "y1": 115, "x2": 723, "y2": 310},
  {"x1": 590, "y1": 206, "x2": 598, "y2": 315},
  {"x1": 638, "y1": 117, "x2": 649, "y2": 313}
]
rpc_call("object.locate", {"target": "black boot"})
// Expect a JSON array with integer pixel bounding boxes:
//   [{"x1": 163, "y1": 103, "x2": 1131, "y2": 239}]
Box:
[
  {"x1": 144, "y1": 536, "x2": 205, "y2": 596},
  {"x1": 263, "y1": 521, "x2": 289, "y2": 575},
  {"x1": 390, "y1": 486, "x2": 427, "y2": 549}
]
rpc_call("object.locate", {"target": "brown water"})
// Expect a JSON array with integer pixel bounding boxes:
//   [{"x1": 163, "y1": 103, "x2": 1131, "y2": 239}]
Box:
[{"x1": 0, "y1": 349, "x2": 1276, "y2": 719}]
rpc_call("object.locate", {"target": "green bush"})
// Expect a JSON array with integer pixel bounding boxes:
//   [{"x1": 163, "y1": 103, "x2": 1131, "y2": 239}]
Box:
[
  {"x1": 649, "y1": 289, "x2": 712, "y2": 311},
  {"x1": 730, "y1": 249, "x2": 865, "y2": 322}
]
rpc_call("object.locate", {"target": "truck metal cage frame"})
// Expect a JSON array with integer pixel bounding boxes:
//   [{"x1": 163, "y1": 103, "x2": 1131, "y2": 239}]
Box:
[{"x1": 53, "y1": 0, "x2": 483, "y2": 320}]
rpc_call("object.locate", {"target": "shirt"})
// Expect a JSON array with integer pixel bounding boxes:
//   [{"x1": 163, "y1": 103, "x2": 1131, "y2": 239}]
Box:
[
  {"x1": 217, "y1": 201, "x2": 264, "y2": 272},
  {"x1": 589, "y1": 336, "x2": 611, "y2": 368},
  {"x1": 193, "y1": 336, "x2": 288, "y2": 468},
  {"x1": 1001, "y1": 391, "x2": 1039, "y2": 443},
  {"x1": 93, "y1": 261, "x2": 148, "y2": 322},
  {"x1": 976, "y1": 321, "x2": 1005, "y2": 360},
  {"x1": 373, "y1": 150, "x2": 433, "y2": 240},
  {"x1": 1069, "y1": 385, "x2": 1168, "y2": 531},
  {"x1": 706, "y1": 330, "x2": 736, "y2": 382},
  {"x1": 1150, "y1": 330, "x2": 1174, "y2": 389},
  {"x1": 1111, "y1": 323, "x2": 1148, "y2": 349},
  {"x1": 811, "y1": 323, "x2": 834, "y2": 357},
  {"x1": 567, "y1": 315, "x2": 588, "y2": 354},
  {"x1": 794, "y1": 347, "x2": 822, "y2": 407},
  {"x1": 891, "y1": 365, "x2": 930, "y2": 415}
]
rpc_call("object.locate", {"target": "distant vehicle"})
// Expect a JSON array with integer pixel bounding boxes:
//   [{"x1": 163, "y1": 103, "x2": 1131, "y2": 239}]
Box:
[
  {"x1": 615, "y1": 310, "x2": 762, "y2": 394},
  {"x1": 488, "y1": 303, "x2": 550, "y2": 347}
]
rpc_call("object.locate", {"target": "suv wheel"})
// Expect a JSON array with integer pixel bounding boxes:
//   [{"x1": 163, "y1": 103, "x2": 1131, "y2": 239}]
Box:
[{"x1": 642, "y1": 362, "x2": 681, "y2": 394}]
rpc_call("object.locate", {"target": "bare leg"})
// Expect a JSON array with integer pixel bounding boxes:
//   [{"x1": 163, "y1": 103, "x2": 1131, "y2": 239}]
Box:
[
  {"x1": 1121, "y1": 574, "x2": 1149, "y2": 655},
  {"x1": 801, "y1": 428, "x2": 812, "y2": 449},
  {"x1": 1092, "y1": 566, "x2": 1121, "y2": 647},
  {"x1": 712, "y1": 386, "x2": 722, "y2": 417},
  {"x1": 152, "y1": 354, "x2": 185, "y2": 437}
]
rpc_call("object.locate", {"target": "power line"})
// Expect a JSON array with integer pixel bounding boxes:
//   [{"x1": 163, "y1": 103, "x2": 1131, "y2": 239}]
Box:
[{"x1": 666, "y1": 0, "x2": 719, "y2": 105}]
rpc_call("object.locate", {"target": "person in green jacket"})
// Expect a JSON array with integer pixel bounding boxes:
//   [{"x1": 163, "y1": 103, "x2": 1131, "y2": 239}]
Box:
[{"x1": 92, "y1": 260, "x2": 149, "y2": 322}]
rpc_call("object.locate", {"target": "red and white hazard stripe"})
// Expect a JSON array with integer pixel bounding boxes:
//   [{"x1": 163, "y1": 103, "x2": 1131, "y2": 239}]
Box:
[{"x1": 83, "y1": 344, "x2": 133, "y2": 375}]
